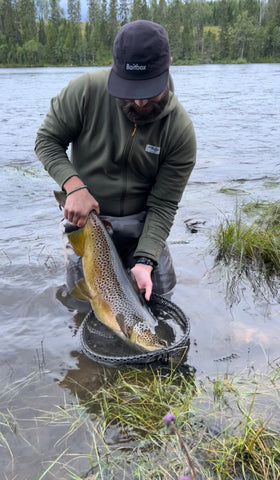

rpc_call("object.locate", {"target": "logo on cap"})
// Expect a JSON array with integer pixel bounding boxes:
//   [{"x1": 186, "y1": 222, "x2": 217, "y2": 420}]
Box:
[{"x1": 126, "y1": 63, "x2": 147, "y2": 71}]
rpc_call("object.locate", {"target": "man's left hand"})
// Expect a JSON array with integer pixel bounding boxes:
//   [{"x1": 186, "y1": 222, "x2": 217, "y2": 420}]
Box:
[{"x1": 131, "y1": 263, "x2": 153, "y2": 302}]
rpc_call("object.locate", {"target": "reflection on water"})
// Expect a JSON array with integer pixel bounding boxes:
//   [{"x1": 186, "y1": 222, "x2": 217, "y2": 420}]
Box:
[
  {"x1": 0, "y1": 64, "x2": 280, "y2": 478},
  {"x1": 59, "y1": 352, "x2": 117, "y2": 401}
]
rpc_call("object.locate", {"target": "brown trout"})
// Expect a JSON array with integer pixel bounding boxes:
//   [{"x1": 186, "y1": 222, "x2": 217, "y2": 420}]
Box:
[{"x1": 54, "y1": 191, "x2": 167, "y2": 351}]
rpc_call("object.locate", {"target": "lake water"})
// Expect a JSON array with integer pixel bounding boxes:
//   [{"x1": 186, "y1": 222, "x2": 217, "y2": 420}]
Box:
[{"x1": 0, "y1": 64, "x2": 279, "y2": 479}]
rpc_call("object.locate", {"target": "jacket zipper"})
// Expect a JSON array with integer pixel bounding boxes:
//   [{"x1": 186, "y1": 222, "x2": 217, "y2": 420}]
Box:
[
  {"x1": 120, "y1": 124, "x2": 137, "y2": 215},
  {"x1": 131, "y1": 123, "x2": 137, "y2": 137}
]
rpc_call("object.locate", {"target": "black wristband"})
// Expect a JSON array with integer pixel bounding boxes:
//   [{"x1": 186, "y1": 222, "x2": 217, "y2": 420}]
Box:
[{"x1": 135, "y1": 256, "x2": 155, "y2": 268}]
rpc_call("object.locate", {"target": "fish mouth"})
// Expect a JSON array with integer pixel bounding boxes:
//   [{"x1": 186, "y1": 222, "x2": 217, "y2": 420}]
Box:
[{"x1": 149, "y1": 340, "x2": 168, "y2": 351}]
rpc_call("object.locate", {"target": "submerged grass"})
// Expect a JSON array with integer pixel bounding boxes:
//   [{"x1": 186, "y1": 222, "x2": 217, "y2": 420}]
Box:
[
  {"x1": 214, "y1": 201, "x2": 280, "y2": 273},
  {"x1": 92, "y1": 366, "x2": 196, "y2": 440},
  {"x1": 89, "y1": 366, "x2": 280, "y2": 480},
  {"x1": 212, "y1": 201, "x2": 280, "y2": 303},
  {"x1": 205, "y1": 387, "x2": 280, "y2": 480},
  {"x1": 1, "y1": 364, "x2": 280, "y2": 479}
]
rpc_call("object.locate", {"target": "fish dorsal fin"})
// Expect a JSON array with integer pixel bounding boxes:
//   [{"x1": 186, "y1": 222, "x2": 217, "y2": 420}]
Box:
[
  {"x1": 126, "y1": 269, "x2": 145, "y2": 306},
  {"x1": 68, "y1": 229, "x2": 86, "y2": 257},
  {"x1": 116, "y1": 313, "x2": 131, "y2": 338},
  {"x1": 102, "y1": 219, "x2": 113, "y2": 236},
  {"x1": 70, "y1": 279, "x2": 92, "y2": 302}
]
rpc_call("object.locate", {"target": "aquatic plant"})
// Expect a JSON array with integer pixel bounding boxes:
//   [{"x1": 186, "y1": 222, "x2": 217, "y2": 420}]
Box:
[
  {"x1": 90, "y1": 366, "x2": 196, "y2": 439},
  {"x1": 212, "y1": 200, "x2": 280, "y2": 303},
  {"x1": 164, "y1": 413, "x2": 198, "y2": 480},
  {"x1": 1, "y1": 365, "x2": 280, "y2": 479},
  {"x1": 0, "y1": 412, "x2": 14, "y2": 462},
  {"x1": 205, "y1": 411, "x2": 280, "y2": 479},
  {"x1": 242, "y1": 201, "x2": 280, "y2": 226}
]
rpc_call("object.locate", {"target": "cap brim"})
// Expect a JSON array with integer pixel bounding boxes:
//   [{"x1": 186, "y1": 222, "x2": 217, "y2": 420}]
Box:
[{"x1": 108, "y1": 68, "x2": 169, "y2": 100}]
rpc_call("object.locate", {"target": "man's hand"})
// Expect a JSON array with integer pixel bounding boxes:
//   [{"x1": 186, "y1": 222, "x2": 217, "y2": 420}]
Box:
[
  {"x1": 131, "y1": 263, "x2": 153, "y2": 302},
  {"x1": 64, "y1": 189, "x2": 99, "y2": 227},
  {"x1": 63, "y1": 177, "x2": 100, "y2": 227}
]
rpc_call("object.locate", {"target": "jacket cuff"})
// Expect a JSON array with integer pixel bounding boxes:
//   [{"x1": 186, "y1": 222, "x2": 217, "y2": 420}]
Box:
[{"x1": 134, "y1": 236, "x2": 163, "y2": 265}]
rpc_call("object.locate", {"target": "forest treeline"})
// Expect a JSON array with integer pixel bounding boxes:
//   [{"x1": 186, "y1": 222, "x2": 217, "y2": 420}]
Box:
[{"x1": 0, "y1": 0, "x2": 280, "y2": 66}]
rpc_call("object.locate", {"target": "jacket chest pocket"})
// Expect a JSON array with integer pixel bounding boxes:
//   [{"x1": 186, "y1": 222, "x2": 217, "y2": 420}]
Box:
[{"x1": 129, "y1": 149, "x2": 161, "y2": 182}]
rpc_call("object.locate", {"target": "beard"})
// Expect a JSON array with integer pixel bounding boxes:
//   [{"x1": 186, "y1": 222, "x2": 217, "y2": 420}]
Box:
[{"x1": 119, "y1": 87, "x2": 170, "y2": 123}]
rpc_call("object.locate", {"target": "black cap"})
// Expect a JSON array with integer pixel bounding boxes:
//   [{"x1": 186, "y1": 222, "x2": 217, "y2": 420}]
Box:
[{"x1": 108, "y1": 20, "x2": 170, "y2": 100}]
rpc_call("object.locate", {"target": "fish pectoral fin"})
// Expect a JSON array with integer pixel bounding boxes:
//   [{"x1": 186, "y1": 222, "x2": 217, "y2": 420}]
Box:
[
  {"x1": 70, "y1": 279, "x2": 92, "y2": 302},
  {"x1": 126, "y1": 269, "x2": 145, "y2": 306},
  {"x1": 116, "y1": 313, "x2": 131, "y2": 338},
  {"x1": 68, "y1": 228, "x2": 86, "y2": 257}
]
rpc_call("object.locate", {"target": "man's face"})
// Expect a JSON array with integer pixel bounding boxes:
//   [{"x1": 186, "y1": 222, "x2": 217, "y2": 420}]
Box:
[{"x1": 119, "y1": 87, "x2": 169, "y2": 123}]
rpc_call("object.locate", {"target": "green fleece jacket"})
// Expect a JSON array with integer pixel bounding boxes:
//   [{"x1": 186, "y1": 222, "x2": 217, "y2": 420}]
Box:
[{"x1": 35, "y1": 69, "x2": 196, "y2": 264}]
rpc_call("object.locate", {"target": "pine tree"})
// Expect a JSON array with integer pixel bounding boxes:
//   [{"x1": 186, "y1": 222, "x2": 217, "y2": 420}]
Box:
[
  {"x1": 107, "y1": 0, "x2": 118, "y2": 47},
  {"x1": 38, "y1": 16, "x2": 46, "y2": 45},
  {"x1": 0, "y1": 0, "x2": 279, "y2": 66},
  {"x1": 68, "y1": 0, "x2": 81, "y2": 22},
  {"x1": 88, "y1": 0, "x2": 97, "y2": 23},
  {"x1": 36, "y1": 0, "x2": 49, "y2": 21},
  {"x1": 119, "y1": 0, "x2": 128, "y2": 25},
  {"x1": 166, "y1": 0, "x2": 183, "y2": 61},
  {"x1": 158, "y1": 0, "x2": 167, "y2": 29},
  {"x1": 182, "y1": 1, "x2": 195, "y2": 62},
  {"x1": 130, "y1": 0, "x2": 150, "y2": 21},
  {"x1": 0, "y1": 0, "x2": 21, "y2": 46},
  {"x1": 46, "y1": 0, "x2": 62, "y2": 63},
  {"x1": 18, "y1": 0, "x2": 37, "y2": 43},
  {"x1": 218, "y1": 0, "x2": 230, "y2": 60},
  {"x1": 66, "y1": 0, "x2": 82, "y2": 63},
  {"x1": 49, "y1": 0, "x2": 62, "y2": 24}
]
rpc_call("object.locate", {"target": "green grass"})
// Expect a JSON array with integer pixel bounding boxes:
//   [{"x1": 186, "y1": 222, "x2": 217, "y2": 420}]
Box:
[
  {"x1": 215, "y1": 202, "x2": 280, "y2": 273},
  {"x1": 212, "y1": 201, "x2": 280, "y2": 302},
  {"x1": 90, "y1": 366, "x2": 196, "y2": 440},
  {"x1": 1, "y1": 365, "x2": 280, "y2": 479},
  {"x1": 71, "y1": 366, "x2": 280, "y2": 479}
]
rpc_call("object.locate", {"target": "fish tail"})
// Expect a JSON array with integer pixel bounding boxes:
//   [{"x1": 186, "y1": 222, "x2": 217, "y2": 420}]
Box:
[{"x1": 54, "y1": 190, "x2": 67, "y2": 208}]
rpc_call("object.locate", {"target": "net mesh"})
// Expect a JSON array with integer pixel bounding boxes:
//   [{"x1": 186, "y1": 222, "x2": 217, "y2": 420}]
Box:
[{"x1": 80, "y1": 293, "x2": 190, "y2": 366}]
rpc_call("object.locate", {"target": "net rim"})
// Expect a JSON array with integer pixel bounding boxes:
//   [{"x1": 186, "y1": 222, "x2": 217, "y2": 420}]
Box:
[{"x1": 80, "y1": 293, "x2": 190, "y2": 366}]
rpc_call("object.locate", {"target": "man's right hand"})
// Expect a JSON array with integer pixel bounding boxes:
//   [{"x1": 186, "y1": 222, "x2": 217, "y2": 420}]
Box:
[{"x1": 63, "y1": 177, "x2": 100, "y2": 227}]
